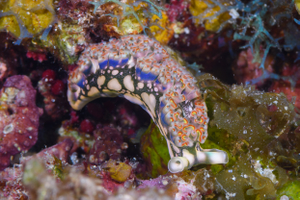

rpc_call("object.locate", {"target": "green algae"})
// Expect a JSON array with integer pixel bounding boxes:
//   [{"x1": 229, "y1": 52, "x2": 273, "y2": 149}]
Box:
[
  {"x1": 194, "y1": 73, "x2": 299, "y2": 199},
  {"x1": 277, "y1": 180, "x2": 300, "y2": 200},
  {"x1": 197, "y1": 73, "x2": 296, "y2": 162},
  {"x1": 35, "y1": 22, "x2": 86, "y2": 64},
  {"x1": 52, "y1": 156, "x2": 66, "y2": 180},
  {"x1": 139, "y1": 120, "x2": 169, "y2": 178}
]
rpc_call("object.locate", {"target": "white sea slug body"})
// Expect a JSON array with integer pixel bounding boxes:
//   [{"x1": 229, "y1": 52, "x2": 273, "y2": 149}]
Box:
[{"x1": 68, "y1": 35, "x2": 228, "y2": 173}]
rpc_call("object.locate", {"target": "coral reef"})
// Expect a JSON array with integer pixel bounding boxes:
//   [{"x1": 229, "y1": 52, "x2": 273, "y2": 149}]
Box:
[
  {"x1": 38, "y1": 22, "x2": 87, "y2": 64},
  {"x1": 198, "y1": 74, "x2": 298, "y2": 199},
  {"x1": 90, "y1": 0, "x2": 164, "y2": 35},
  {"x1": 188, "y1": 0, "x2": 300, "y2": 85},
  {"x1": 0, "y1": 75, "x2": 43, "y2": 170},
  {"x1": 1, "y1": 0, "x2": 300, "y2": 199}
]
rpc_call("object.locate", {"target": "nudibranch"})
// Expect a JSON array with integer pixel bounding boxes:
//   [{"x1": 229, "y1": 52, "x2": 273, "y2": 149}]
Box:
[{"x1": 68, "y1": 35, "x2": 228, "y2": 173}]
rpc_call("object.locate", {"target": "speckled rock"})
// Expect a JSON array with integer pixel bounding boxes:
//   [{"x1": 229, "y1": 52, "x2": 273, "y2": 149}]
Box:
[
  {"x1": 21, "y1": 138, "x2": 74, "y2": 165},
  {"x1": 0, "y1": 75, "x2": 43, "y2": 170},
  {"x1": 88, "y1": 126, "x2": 126, "y2": 165}
]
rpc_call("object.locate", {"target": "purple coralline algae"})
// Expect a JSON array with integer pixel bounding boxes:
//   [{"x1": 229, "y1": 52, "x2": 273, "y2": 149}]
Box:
[{"x1": 0, "y1": 75, "x2": 43, "y2": 171}]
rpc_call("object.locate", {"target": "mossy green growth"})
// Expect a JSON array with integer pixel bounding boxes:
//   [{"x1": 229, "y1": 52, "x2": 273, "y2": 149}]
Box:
[
  {"x1": 197, "y1": 74, "x2": 296, "y2": 163},
  {"x1": 52, "y1": 156, "x2": 65, "y2": 180},
  {"x1": 277, "y1": 180, "x2": 300, "y2": 200},
  {"x1": 139, "y1": 120, "x2": 170, "y2": 178},
  {"x1": 193, "y1": 73, "x2": 298, "y2": 199},
  {"x1": 36, "y1": 22, "x2": 86, "y2": 64},
  {"x1": 201, "y1": 128, "x2": 236, "y2": 174}
]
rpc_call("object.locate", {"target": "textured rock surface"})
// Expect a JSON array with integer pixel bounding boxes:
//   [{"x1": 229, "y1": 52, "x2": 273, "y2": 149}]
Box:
[{"x1": 0, "y1": 75, "x2": 43, "y2": 170}]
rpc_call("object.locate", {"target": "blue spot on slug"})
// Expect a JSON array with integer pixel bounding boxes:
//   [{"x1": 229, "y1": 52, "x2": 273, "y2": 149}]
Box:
[
  {"x1": 82, "y1": 64, "x2": 92, "y2": 76},
  {"x1": 140, "y1": 72, "x2": 157, "y2": 81},
  {"x1": 136, "y1": 67, "x2": 158, "y2": 81},
  {"x1": 99, "y1": 58, "x2": 128, "y2": 69},
  {"x1": 108, "y1": 59, "x2": 119, "y2": 67},
  {"x1": 135, "y1": 67, "x2": 142, "y2": 74},
  {"x1": 120, "y1": 58, "x2": 129, "y2": 66},
  {"x1": 99, "y1": 60, "x2": 108, "y2": 69},
  {"x1": 160, "y1": 112, "x2": 169, "y2": 126},
  {"x1": 77, "y1": 77, "x2": 86, "y2": 89}
]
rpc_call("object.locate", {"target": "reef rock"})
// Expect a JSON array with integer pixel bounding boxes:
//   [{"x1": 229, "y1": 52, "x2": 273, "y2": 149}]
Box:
[{"x1": 0, "y1": 75, "x2": 43, "y2": 170}]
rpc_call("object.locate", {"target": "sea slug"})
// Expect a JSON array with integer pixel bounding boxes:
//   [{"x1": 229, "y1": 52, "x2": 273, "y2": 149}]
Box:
[{"x1": 67, "y1": 35, "x2": 228, "y2": 173}]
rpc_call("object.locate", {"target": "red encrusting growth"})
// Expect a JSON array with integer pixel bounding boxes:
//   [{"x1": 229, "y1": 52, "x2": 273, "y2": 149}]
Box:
[
  {"x1": 42, "y1": 69, "x2": 56, "y2": 83},
  {"x1": 79, "y1": 119, "x2": 95, "y2": 134},
  {"x1": 51, "y1": 80, "x2": 65, "y2": 96}
]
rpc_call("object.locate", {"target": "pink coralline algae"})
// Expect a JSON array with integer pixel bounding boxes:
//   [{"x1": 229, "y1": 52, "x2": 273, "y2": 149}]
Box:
[
  {"x1": 0, "y1": 75, "x2": 43, "y2": 171},
  {"x1": 138, "y1": 174, "x2": 201, "y2": 199},
  {"x1": 268, "y1": 64, "x2": 300, "y2": 110},
  {"x1": 165, "y1": 0, "x2": 190, "y2": 23},
  {"x1": 0, "y1": 59, "x2": 8, "y2": 83},
  {"x1": 232, "y1": 47, "x2": 275, "y2": 85},
  {"x1": 79, "y1": 119, "x2": 95, "y2": 134},
  {"x1": 232, "y1": 47, "x2": 300, "y2": 110},
  {"x1": 269, "y1": 80, "x2": 300, "y2": 109},
  {"x1": 0, "y1": 166, "x2": 26, "y2": 199}
]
